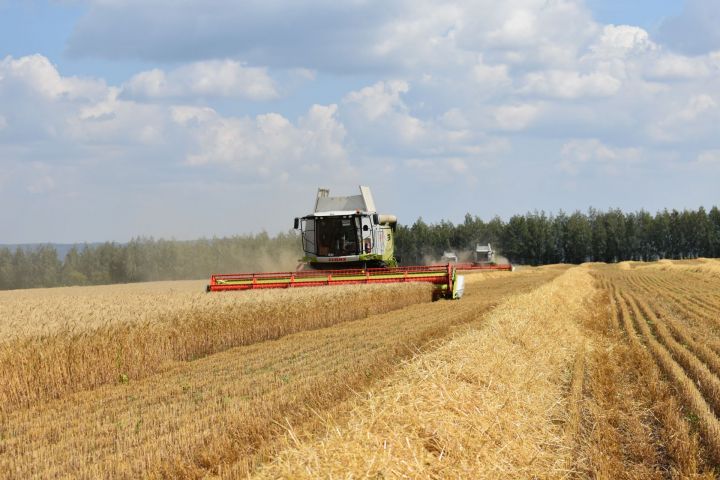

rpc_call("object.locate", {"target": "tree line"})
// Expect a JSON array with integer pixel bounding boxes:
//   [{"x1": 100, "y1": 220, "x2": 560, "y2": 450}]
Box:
[
  {"x1": 395, "y1": 206, "x2": 720, "y2": 265},
  {"x1": 0, "y1": 233, "x2": 299, "y2": 290},
  {"x1": 1, "y1": 206, "x2": 719, "y2": 290}
]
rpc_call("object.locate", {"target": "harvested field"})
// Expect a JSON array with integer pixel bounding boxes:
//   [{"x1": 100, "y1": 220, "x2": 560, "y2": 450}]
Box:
[
  {"x1": 254, "y1": 267, "x2": 593, "y2": 478},
  {"x1": 2, "y1": 261, "x2": 720, "y2": 478},
  {"x1": 588, "y1": 261, "x2": 720, "y2": 474},
  {"x1": 255, "y1": 261, "x2": 720, "y2": 478}
]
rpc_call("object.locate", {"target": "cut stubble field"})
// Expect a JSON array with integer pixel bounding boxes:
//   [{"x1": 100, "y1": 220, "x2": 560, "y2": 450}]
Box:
[{"x1": 1, "y1": 261, "x2": 719, "y2": 478}]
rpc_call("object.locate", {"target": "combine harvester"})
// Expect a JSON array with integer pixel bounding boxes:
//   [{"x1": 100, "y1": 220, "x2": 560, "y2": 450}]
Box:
[
  {"x1": 454, "y1": 244, "x2": 514, "y2": 272},
  {"x1": 207, "y1": 186, "x2": 506, "y2": 299}
]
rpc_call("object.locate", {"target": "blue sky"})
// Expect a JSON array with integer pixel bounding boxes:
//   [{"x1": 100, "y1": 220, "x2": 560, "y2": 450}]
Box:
[{"x1": 1, "y1": 0, "x2": 719, "y2": 243}]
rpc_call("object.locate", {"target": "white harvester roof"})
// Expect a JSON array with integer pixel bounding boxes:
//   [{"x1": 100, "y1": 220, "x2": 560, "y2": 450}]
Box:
[
  {"x1": 314, "y1": 186, "x2": 377, "y2": 214},
  {"x1": 476, "y1": 244, "x2": 493, "y2": 253},
  {"x1": 442, "y1": 252, "x2": 458, "y2": 261}
]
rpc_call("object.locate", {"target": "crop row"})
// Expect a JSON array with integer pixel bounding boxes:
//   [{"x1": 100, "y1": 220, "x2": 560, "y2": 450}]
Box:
[{"x1": 606, "y1": 269, "x2": 720, "y2": 465}]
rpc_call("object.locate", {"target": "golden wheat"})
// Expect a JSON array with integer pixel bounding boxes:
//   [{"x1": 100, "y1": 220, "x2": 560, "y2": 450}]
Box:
[
  {"x1": 3, "y1": 261, "x2": 719, "y2": 478},
  {"x1": 584, "y1": 267, "x2": 714, "y2": 477},
  {"x1": 253, "y1": 267, "x2": 593, "y2": 479},
  {"x1": 594, "y1": 264, "x2": 720, "y2": 468},
  {"x1": 632, "y1": 295, "x2": 720, "y2": 415},
  {"x1": 0, "y1": 267, "x2": 566, "y2": 478},
  {"x1": 257, "y1": 263, "x2": 720, "y2": 478},
  {"x1": 629, "y1": 295, "x2": 720, "y2": 464},
  {"x1": 0, "y1": 280, "x2": 206, "y2": 338},
  {"x1": 0, "y1": 281, "x2": 434, "y2": 413}
]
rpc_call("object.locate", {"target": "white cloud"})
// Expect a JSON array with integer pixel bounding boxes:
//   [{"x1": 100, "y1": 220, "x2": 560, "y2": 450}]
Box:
[
  {"x1": 75, "y1": 99, "x2": 170, "y2": 145},
  {"x1": 471, "y1": 56, "x2": 511, "y2": 89},
  {"x1": 559, "y1": 139, "x2": 641, "y2": 174},
  {"x1": 26, "y1": 163, "x2": 56, "y2": 194},
  {"x1": 696, "y1": 150, "x2": 720, "y2": 167},
  {"x1": 584, "y1": 25, "x2": 719, "y2": 84},
  {"x1": 368, "y1": 2, "x2": 465, "y2": 71},
  {"x1": 176, "y1": 103, "x2": 351, "y2": 180},
  {"x1": 342, "y1": 80, "x2": 427, "y2": 146},
  {"x1": 0, "y1": 54, "x2": 346, "y2": 185},
  {"x1": 493, "y1": 104, "x2": 540, "y2": 131},
  {"x1": 439, "y1": 108, "x2": 469, "y2": 130},
  {"x1": 343, "y1": 80, "x2": 410, "y2": 121},
  {"x1": 647, "y1": 54, "x2": 712, "y2": 80},
  {"x1": 676, "y1": 94, "x2": 717, "y2": 121},
  {"x1": 521, "y1": 70, "x2": 621, "y2": 99},
  {"x1": 458, "y1": 1, "x2": 598, "y2": 63},
  {"x1": 589, "y1": 25, "x2": 656, "y2": 60},
  {"x1": 0, "y1": 54, "x2": 107, "y2": 101},
  {"x1": 649, "y1": 94, "x2": 718, "y2": 142},
  {"x1": 340, "y1": 80, "x2": 506, "y2": 164},
  {"x1": 123, "y1": 60, "x2": 278, "y2": 100},
  {"x1": 66, "y1": 0, "x2": 601, "y2": 74},
  {"x1": 0, "y1": 55, "x2": 136, "y2": 145},
  {"x1": 487, "y1": 9, "x2": 538, "y2": 46}
]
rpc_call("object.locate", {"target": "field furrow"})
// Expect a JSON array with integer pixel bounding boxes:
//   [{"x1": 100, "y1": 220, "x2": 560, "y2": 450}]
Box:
[
  {"x1": 580, "y1": 311, "x2": 675, "y2": 475},
  {"x1": 638, "y1": 293, "x2": 720, "y2": 378},
  {"x1": 622, "y1": 271, "x2": 720, "y2": 355},
  {"x1": 631, "y1": 293, "x2": 720, "y2": 416},
  {"x1": 645, "y1": 274, "x2": 720, "y2": 357},
  {"x1": 606, "y1": 280, "x2": 621, "y2": 332},
  {"x1": 641, "y1": 271, "x2": 720, "y2": 320},
  {"x1": 651, "y1": 286, "x2": 720, "y2": 331},
  {"x1": 619, "y1": 291, "x2": 720, "y2": 464},
  {"x1": 614, "y1": 284, "x2": 642, "y2": 346},
  {"x1": 584, "y1": 276, "x2": 708, "y2": 477},
  {"x1": 649, "y1": 269, "x2": 720, "y2": 308},
  {"x1": 252, "y1": 267, "x2": 592, "y2": 479}
]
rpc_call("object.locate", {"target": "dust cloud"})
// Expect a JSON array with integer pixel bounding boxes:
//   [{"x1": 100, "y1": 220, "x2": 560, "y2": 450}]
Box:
[{"x1": 251, "y1": 247, "x2": 304, "y2": 272}]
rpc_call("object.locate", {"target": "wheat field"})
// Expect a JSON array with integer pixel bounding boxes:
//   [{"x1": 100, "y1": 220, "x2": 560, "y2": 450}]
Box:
[
  {"x1": 0, "y1": 281, "x2": 436, "y2": 413},
  {"x1": 1, "y1": 261, "x2": 719, "y2": 478}
]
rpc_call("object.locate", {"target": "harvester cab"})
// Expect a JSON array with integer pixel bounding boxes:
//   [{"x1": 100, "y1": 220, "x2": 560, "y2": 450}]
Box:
[
  {"x1": 441, "y1": 252, "x2": 458, "y2": 264},
  {"x1": 452, "y1": 243, "x2": 512, "y2": 271},
  {"x1": 474, "y1": 243, "x2": 495, "y2": 265},
  {"x1": 294, "y1": 186, "x2": 398, "y2": 269}
]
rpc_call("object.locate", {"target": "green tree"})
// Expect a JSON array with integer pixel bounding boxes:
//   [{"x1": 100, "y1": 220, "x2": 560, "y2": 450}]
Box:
[
  {"x1": 0, "y1": 248, "x2": 13, "y2": 290},
  {"x1": 709, "y1": 206, "x2": 720, "y2": 257},
  {"x1": 503, "y1": 215, "x2": 529, "y2": 264},
  {"x1": 589, "y1": 209, "x2": 607, "y2": 262},
  {"x1": 565, "y1": 211, "x2": 592, "y2": 263}
]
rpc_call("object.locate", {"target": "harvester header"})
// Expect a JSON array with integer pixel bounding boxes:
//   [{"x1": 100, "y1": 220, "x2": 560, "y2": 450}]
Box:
[{"x1": 207, "y1": 264, "x2": 465, "y2": 299}]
